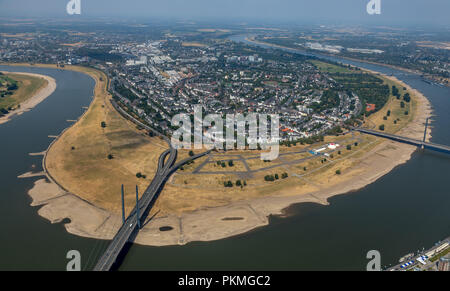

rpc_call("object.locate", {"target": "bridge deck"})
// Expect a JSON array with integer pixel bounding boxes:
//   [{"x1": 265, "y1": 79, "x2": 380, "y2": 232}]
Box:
[{"x1": 354, "y1": 128, "x2": 450, "y2": 154}]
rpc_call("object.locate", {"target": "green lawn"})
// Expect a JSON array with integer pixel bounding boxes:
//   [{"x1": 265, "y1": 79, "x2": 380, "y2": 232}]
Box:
[
  {"x1": 430, "y1": 247, "x2": 450, "y2": 263},
  {"x1": 310, "y1": 60, "x2": 355, "y2": 74},
  {"x1": 0, "y1": 73, "x2": 46, "y2": 111}
]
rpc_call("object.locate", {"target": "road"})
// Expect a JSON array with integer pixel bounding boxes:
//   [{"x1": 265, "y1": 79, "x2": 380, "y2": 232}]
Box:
[
  {"x1": 93, "y1": 147, "x2": 175, "y2": 271},
  {"x1": 387, "y1": 237, "x2": 450, "y2": 271},
  {"x1": 353, "y1": 127, "x2": 450, "y2": 155},
  {"x1": 93, "y1": 100, "x2": 209, "y2": 271},
  {"x1": 93, "y1": 146, "x2": 210, "y2": 271}
]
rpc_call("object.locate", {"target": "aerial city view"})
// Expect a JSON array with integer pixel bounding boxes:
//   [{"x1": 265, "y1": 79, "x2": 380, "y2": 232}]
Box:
[{"x1": 0, "y1": 0, "x2": 449, "y2": 276}]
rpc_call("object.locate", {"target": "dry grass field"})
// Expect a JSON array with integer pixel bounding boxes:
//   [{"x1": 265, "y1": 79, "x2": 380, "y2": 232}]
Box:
[
  {"x1": 151, "y1": 70, "x2": 421, "y2": 217},
  {"x1": 365, "y1": 74, "x2": 416, "y2": 134},
  {"x1": 45, "y1": 66, "x2": 168, "y2": 215},
  {"x1": 12, "y1": 62, "x2": 420, "y2": 219}
]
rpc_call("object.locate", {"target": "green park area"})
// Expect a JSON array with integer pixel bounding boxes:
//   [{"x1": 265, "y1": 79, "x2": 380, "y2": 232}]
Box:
[{"x1": 0, "y1": 72, "x2": 47, "y2": 115}]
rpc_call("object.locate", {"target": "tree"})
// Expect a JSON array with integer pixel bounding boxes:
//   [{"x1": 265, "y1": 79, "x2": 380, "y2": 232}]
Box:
[
  {"x1": 379, "y1": 124, "x2": 385, "y2": 131},
  {"x1": 347, "y1": 145, "x2": 352, "y2": 150},
  {"x1": 236, "y1": 180, "x2": 242, "y2": 187},
  {"x1": 7, "y1": 83, "x2": 18, "y2": 91},
  {"x1": 224, "y1": 181, "x2": 233, "y2": 187},
  {"x1": 188, "y1": 150, "x2": 194, "y2": 157},
  {"x1": 387, "y1": 110, "x2": 391, "y2": 117},
  {"x1": 404, "y1": 111, "x2": 409, "y2": 115},
  {"x1": 107, "y1": 154, "x2": 114, "y2": 159},
  {"x1": 101, "y1": 121, "x2": 106, "y2": 128},
  {"x1": 400, "y1": 101, "x2": 405, "y2": 108},
  {"x1": 336, "y1": 169, "x2": 341, "y2": 175},
  {"x1": 392, "y1": 85, "x2": 399, "y2": 97},
  {"x1": 403, "y1": 93, "x2": 411, "y2": 103},
  {"x1": 228, "y1": 160, "x2": 234, "y2": 167},
  {"x1": 275, "y1": 174, "x2": 279, "y2": 180}
]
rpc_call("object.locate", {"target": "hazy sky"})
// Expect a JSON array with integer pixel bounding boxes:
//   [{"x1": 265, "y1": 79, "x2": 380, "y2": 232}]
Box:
[{"x1": 1, "y1": 0, "x2": 449, "y2": 26}]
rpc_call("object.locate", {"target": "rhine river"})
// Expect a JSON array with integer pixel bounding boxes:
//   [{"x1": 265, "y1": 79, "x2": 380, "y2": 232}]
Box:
[{"x1": 0, "y1": 42, "x2": 449, "y2": 270}]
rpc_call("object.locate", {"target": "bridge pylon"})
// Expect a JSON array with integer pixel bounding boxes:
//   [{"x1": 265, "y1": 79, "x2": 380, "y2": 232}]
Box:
[
  {"x1": 121, "y1": 184, "x2": 125, "y2": 224},
  {"x1": 422, "y1": 117, "x2": 430, "y2": 149},
  {"x1": 135, "y1": 185, "x2": 141, "y2": 229},
  {"x1": 423, "y1": 117, "x2": 429, "y2": 143}
]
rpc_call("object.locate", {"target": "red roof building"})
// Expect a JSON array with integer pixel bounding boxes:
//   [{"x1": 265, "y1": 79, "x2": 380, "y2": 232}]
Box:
[{"x1": 366, "y1": 103, "x2": 376, "y2": 112}]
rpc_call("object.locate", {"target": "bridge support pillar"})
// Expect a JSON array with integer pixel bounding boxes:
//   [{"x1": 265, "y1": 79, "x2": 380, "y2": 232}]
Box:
[
  {"x1": 135, "y1": 185, "x2": 141, "y2": 229},
  {"x1": 423, "y1": 117, "x2": 429, "y2": 143},
  {"x1": 422, "y1": 117, "x2": 429, "y2": 149},
  {"x1": 121, "y1": 184, "x2": 125, "y2": 224}
]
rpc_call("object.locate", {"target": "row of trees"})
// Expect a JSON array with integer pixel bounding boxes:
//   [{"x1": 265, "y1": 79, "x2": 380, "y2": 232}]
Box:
[
  {"x1": 0, "y1": 75, "x2": 18, "y2": 99},
  {"x1": 393, "y1": 85, "x2": 411, "y2": 103},
  {"x1": 216, "y1": 160, "x2": 234, "y2": 167},
  {"x1": 224, "y1": 180, "x2": 247, "y2": 188},
  {"x1": 264, "y1": 172, "x2": 288, "y2": 182},
  {"x1": 332, "y1": 73, "x2": 389, "y2": 116},
  {"x1": 280, "y1": 135, "x2": 325, "y2": 147},
  {"x1": 136, "y1": 172, "x2": 147, "y2": 179},
  {"x1": 113, "y1": 81, "x2": 138, "y2": 102}
]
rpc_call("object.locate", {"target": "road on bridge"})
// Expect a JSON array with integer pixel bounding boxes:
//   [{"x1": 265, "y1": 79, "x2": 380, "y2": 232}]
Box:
[{"x1": 353, "y1": 127, "x2": 450, "y2": 155}]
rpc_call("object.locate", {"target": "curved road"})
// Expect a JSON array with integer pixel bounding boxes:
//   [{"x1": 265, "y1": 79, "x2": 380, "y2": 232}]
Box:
[{"x1": 93, "y1": 100, "x2": 209, "y2": 271}]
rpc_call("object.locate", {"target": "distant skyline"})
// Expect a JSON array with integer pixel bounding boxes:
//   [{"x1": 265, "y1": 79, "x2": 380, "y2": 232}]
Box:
[{"x1": 0, "y1": 0, "x2": 449, "y2": 27}]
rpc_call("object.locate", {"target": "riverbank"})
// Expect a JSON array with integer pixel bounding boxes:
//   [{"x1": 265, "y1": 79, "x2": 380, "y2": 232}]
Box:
[
  {"x1": 133, "y1": 71, "x2": 432, "y2": 246},
  {"x1": 12, "y1": 63, "x2": 165, "y2": 241},
  {"x1": 0, "y1": 72, "x2": 56, "y2": 125},
  {"x1": 244, "y1": 36, "x2": 449, "y2": 87},
  {"x1": 19, "y1": 63, "x2": 432, "y2": 247}
]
